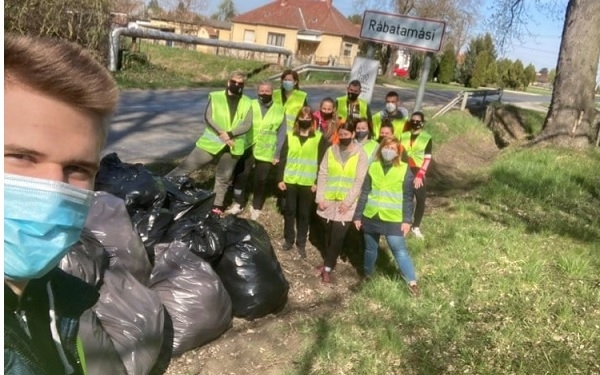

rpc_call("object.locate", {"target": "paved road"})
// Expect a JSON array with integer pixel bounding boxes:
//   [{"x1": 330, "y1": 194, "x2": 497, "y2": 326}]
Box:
[{"x1": 105, "y1": 85, "x2": 550, "y2": 164}]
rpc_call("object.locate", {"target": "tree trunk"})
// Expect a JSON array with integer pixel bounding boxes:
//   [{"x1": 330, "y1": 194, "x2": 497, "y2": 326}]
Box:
[{"x1": 535, "y1": 0, "x2": 600, "y2": 147}]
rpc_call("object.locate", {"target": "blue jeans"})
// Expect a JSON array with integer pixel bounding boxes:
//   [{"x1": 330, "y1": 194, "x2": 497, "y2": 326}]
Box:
[{"x1": 363, "y1": 232, "x2": 416, "y2": 282}]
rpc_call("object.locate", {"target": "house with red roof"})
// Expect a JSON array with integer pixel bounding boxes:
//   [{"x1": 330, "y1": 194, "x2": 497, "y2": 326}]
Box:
[{"x1": 228, "y1": 0, "x2": 360, "y2": 66}]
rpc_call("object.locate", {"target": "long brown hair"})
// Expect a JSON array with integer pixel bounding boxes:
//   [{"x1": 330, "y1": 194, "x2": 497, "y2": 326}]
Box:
[{"x1": 292, "y1": 106, "x2": 315, "y2": 136}]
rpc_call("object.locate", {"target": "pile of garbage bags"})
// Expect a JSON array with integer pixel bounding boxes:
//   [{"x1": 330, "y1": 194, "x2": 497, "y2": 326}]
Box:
[{"x1": 59, "y1": 153, "x2": 289, "y2": 375}]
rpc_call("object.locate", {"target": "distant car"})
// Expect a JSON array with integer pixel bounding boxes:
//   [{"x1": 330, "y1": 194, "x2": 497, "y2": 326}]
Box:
[{"x1": 394, "y1": 68, "x2": 408, "y2": 78}]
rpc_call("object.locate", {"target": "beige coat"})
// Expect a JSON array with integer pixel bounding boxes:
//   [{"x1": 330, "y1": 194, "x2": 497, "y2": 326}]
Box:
[{"x1": 315, "y1": 143, "x2": 368, "y2": 222}]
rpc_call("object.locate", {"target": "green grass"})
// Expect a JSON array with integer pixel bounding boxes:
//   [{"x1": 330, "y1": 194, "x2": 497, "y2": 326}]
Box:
[
  {"x1": 113, "y1": 41, "x2": 280, "y2": 89},
  {"x1": 282, "y1": 113, "x2": 600, "y2": 375}
]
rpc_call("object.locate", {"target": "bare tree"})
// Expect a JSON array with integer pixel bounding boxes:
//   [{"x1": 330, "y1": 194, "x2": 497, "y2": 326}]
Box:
[{"x1": 491, "y1": 0, "x2": 600, "y2": 147}]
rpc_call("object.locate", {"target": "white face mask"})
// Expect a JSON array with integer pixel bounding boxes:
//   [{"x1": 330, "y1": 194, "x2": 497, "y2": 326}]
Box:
[
  {"x1": 381, "y1": 148, "x2": 398, "y2": 162},
  {"x1": 385, "y1": 103, "x2": 396, "y2": 113}
]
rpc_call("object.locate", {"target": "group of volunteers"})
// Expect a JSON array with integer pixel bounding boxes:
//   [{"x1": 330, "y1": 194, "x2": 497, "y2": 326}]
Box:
[{"x1": 168, "y1": 70, "x2": 433, "y2": 293}]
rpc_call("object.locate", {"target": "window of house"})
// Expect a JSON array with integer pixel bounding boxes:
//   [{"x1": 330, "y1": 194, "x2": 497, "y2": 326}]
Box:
[
  {"x1": 267, "y1": 32, "x2": 285, "y2": 47},
  {"x1": 343, "y1": 43, "x2": 353, "y2": 57},
  {"x1": 244, "y1": 29, "x2": 255, "y2": 43}
]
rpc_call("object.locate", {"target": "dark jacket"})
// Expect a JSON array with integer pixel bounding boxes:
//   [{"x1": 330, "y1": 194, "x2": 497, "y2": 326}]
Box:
[{"x1": 4, "y1": 268, "x2": 99, "y2": 375}]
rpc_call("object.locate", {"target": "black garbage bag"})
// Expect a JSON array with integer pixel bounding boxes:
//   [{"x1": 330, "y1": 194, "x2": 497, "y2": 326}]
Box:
[
  {"x1": 85, "y1": 191, "x2": 152, "y2": 285},
  {"x1": 131, "y1": 208, "x2": 174, "y2": 264},
  {"x1": 150, "y1": 241, "x2": 232, "y2": 356},
  {"x1": 214, "y1": 217, "x2": 289, "y2": 320},
  {"x1": 160, "y1": 212, "x2": 226, "y2": 266},
  {"x1": 59, "y1": 229, "x2": 108, "y2": 288},
  {"x1": 94, "y1": 269, "x2": 165, "y2": 375},
  {"x1": 95, "y1": 153, "x2": 167, "y2": 214},
  {"x1": 162, "y1": 175, "x2": 215, "y2": 220},
  {"x1": 78, "y1": 310, "x2": 128, "y2": 375}
]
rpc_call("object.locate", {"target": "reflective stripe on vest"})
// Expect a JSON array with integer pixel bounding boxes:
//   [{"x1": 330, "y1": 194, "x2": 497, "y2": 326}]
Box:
[
  {"x1": 372, "y1": 112, "x2": 407, "y2": 137},
  {"x1": 196, "y1": 91, "x2": 252, "y2": 156},
  {"x1": 273, "y1": 89, "x2": 307, "y2": 132},
  {"x1": 336, "y1": 96, "x2": 368, "y2": 121},
  {"x1": 283, "y1": 132, "x2": 322, "y2": 186},
  {"x1": 400, "y1": 131, "x2": 432, "y2": 167},
  {"x1": 363, "y1": 162, "x2": 408, "y2": 222},
  {"x1": 324, "y1": 148, "x2": 360, "y2": 201},
  {"x1": 249, "y1": 100, "x2": 285, "y2": 161}
]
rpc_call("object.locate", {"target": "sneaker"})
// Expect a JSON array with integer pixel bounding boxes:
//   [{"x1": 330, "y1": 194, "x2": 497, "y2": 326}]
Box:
[
  {"x1": 282, "y1": 241, "x2": 294, "y2": 251},
  {"x1": 211, "y1": 207, "x2": 223, "y2": 215},
  {"x1": 297, "y1": 246, "x2": 306, "y2": 259},
  {"x1": 411, "y1": 227, "x2": 424, "y2": 240},
  {"x1": 225, "y1": 203, "x2": 243, "y2": 215},
  {"x1": 408, "y1": 283, "x2": 420, "y2": 297},
  {"x1": 321, "y1": 270, "x2": 331, "y2": 284},
  {"x1": 250, "y1": 208, "x2": 261, "y2": 221}
]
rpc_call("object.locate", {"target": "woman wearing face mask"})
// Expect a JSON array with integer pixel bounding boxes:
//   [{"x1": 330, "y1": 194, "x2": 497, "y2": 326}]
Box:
[
  {"x1": 277, "y1": 106, "x2": 328, "y2": 258},
  {"x1": 353, "y1": 118, "x2": 378, "y2": 163},
  {"x1": 313, "y1": 97, "x2": 339, "y2": 144},
  {"x1": 400, "y1": 111, "x2": 432, "y2": 240},
  {"x1": 273, "y1": 69, "x2": 308, "y2": 132},
  {"x1": 314, "y1": 121, "x2": 369, "y2": 283},
  {"x1": 353, "y1": 137, "x2": 419, "y2": 297}
]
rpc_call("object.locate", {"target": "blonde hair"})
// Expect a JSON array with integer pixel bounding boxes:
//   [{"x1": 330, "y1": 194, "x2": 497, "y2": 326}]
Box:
[
  {"x1": 375, "y1": 136, "x2": 403, "y2": 166},
  {"x1": 4, "y1": 34, "x2": 119, "y2": 144}
]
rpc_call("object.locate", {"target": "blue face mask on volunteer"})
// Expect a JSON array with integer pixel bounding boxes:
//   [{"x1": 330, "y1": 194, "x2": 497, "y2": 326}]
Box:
[
  {"x1": 282, "y1": 80, "x2": 295, "y2": 92},
  {"x1": 4, "y1": 174, "x2": 93, "y2": 281}
]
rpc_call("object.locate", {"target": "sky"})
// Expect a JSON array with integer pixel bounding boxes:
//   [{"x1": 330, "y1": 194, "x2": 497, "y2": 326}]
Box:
[{"x1": 205, "y1": 0, "x2": 579, "y2": 75}]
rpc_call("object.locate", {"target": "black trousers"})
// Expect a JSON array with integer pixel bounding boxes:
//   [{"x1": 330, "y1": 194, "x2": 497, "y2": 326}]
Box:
[
  {"x1": 323, "y1": 220, "x2": 352, "y2": 270},
  {"x1": 232, "y1": 149, "x2": 273, "y2": 210},
  {"x1": 283, "y1": 184, "x2": 314, "y2": 247},
  {"x1": 413, "y1": 182, "x2": 427, "y2": 227}
]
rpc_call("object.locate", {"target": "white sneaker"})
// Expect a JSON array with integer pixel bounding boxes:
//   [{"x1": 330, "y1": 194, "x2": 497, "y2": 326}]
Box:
[
  {"x1": 250, "y1": 208, "x2": 261, "y2": 221},
  {"x1": 411, "y1": 227, "x2": 424, "y2": 239},
  {"x1": 225, "y1": 203, "x2": 243, "y2": 215}
]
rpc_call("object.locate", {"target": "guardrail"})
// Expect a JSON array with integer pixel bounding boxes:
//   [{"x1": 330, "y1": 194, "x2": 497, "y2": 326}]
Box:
[
  {"x1": 267, "y1": 63, "x2": 351, "y2": 81},
  {"x1": 432, "y1": 89, "x2": 503, "y2": 118},
  {"x1": 109, "y1": 27, "x2": 293, "y2": 72}
]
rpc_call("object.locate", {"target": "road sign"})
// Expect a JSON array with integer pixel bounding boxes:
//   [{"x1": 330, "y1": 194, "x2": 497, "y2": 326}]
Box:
[
  {"x1": 360, "y1": 10, "x2": 446, "y2": 52},
  {"x1": 350, "y1": 57, "x2": 380, "y2": 104}
]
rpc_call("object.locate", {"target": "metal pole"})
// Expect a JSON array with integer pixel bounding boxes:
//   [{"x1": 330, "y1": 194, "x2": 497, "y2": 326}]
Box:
[{"x1": 414, "y1": 51, "x2": 433, "y2": 112}]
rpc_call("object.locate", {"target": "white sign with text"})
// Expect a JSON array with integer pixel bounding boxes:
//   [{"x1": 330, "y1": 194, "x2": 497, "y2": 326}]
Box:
[
  {"x1": 350, "y1": 56, "x2": 380, "y2": 104},
  {"x1": 360, "y1": 11, "x2": 446, "y2": 52}
]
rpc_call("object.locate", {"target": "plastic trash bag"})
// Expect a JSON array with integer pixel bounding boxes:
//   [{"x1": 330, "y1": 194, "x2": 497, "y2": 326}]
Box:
[
  {"x1": 59, "y1": 229, "x2": 108, "y2": 288},
  {"x1": 78, "y1": 309, "x2": 128, "y2": 375},
  {"x1": 160, "y1": 213, "x2": 226, "y2": 266},
  {"x1": 94, "y1": 269, "x2": 165, "y2": 375},
  {"x1": 131, "y1": 208, "x2": 174, "y2": 264},
  {"x1": 85, "y1": 191, "x2": 152, "y2": 285},
  {"x1": 150, "y1": 242, "x2": 232, "y2": 356},
  {"x1": 95, "y1": 153, "x2": 167, "y2": 213},
  {"x1": 162, "y1": 175, "x2": 215, "y2": 220},
  {"x1": 214, "y1": 218, "x2": 289, "y2": 320}
]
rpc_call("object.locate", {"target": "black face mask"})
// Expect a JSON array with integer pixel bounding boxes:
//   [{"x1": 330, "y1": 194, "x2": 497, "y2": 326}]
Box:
[
  {"x1": 355, "y1": 131, "x2": 369, "y2": 140},
  {"x1": 298, "y1": 120, "x2": 312, "y2": 129},
  {"x1": 339, "y1": 137, "x2": 352, "y2": 146},
  {"x1": 228, "y1": 84, "x2": 243, "y2": 95},
  {"x1": 321, "y1": 112, "x2": 333, "y2": 120},
  {"x1": 347, "y1": 92, "x2": 359, "y2": 101},
  {"x1": 410, "y1": 120, "x2": 424, "y2": 130},
  {"x1": 258, "y1": 94, "x2": 272, "y2": 105}
]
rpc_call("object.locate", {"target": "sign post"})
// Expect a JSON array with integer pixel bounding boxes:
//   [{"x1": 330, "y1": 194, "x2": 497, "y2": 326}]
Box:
[
  {"x1": 350, "y1": 56, "x2": 379, "y2": 103},
  {"x1": 359, "y1": 11, "x2": 446, "y2": 112}
]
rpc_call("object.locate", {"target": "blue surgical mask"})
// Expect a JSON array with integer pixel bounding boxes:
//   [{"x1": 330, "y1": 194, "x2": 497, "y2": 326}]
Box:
[
  {"x1": 4, "y1": 174, "x2": 93, "y2": 281},
  {"x1": 282, "y1": 80, "x2": 295, "y2": 92}
]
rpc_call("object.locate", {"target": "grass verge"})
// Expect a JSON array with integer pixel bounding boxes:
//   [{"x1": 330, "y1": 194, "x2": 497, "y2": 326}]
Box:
[{"x1": 284, "y1": 115, "x2": 600, "y2": 375}]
